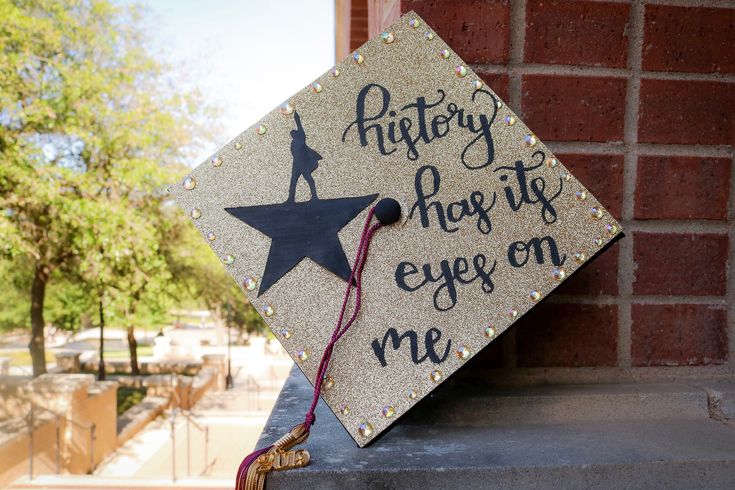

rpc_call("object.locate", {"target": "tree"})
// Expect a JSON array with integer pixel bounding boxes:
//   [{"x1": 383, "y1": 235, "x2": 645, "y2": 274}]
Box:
[{"x1": 0, "y1": 0, "x2": 207, "y2": 376}]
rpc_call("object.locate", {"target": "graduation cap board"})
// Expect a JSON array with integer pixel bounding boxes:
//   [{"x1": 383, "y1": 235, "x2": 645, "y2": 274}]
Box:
[{"x1": 171, "y1": 12, "x2": 622, "y2": 452}]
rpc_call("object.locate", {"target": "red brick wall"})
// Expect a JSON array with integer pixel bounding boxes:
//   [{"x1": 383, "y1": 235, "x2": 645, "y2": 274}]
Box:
[
  {"x1": 357, "y1": 0, "x2": 734, "y2": 381},
  {"x1": 350, "y1": 0, "x2": 370, "y2": 51}
]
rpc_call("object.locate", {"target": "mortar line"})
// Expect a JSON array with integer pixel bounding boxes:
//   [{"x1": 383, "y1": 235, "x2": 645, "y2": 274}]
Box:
[
  {"x1": 483, "y1": 365, "x2": 734, "y2": 385},
  {"x1": 507, "y1": 0, "x2": 526, "y2": 118},
  {"x1": 499, "y1": 0, "x2": 527, "y2": 369},
  {"x1": 549, "y1": 295, "x2": 728, "y2": 306},
  {"x1": 616, "y1": 0, "x2": 645, "y2": 368},
  {"x1": 618, "y1": 220, "x2": 729, "y2": 233},
  {"x1": 575, "y1": 0, "x2": 735, "y2": 5},
  {"x1": 469, "y1": 62, "x2": 735, "y2": 83},
  {"x1": 543, "y1": 141, "x2": 733, "y2": 158},
  {"x1": 638, "y1": 0, "x2": 735, "y2": 8}
]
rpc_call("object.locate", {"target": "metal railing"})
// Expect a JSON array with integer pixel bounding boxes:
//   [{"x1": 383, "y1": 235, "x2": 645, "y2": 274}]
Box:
[
  {"x1": 168, "y1": 373, "x2": 211, "y2": 482},
  {"x1": 25, "y1": 403, "x2": 96, "y2": 480},
  {"x1": 168, "y1": 408, "x2": 211, "y2": 481}
]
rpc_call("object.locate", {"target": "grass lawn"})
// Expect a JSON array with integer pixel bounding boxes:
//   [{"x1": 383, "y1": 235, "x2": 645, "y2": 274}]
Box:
[
  {"x1": 3, "y1": 350, "x2": 54, "y2": 366},
  {"x1": 105, "y1": 344, "x2": 154, "y2": 359},
  {"x1": 3, "y1": 345, "x2": 153, "y2": 365}
]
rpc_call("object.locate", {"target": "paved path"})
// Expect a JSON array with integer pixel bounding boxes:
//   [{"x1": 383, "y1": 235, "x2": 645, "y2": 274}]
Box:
[{"x1": 94, "y1": 345, "x2": 292, "y2": 482}]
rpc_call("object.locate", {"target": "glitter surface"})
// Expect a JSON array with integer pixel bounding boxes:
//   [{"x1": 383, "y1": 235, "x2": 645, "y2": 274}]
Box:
[{"x1": 170, "y1": 12, "x2": 622, "y2": 447}]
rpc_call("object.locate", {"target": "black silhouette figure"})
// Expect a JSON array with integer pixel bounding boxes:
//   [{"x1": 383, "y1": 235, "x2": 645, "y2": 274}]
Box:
[
  {"x1": 288, "y1": 111, "x2": 323, "y2": 202},
  {"x1": 225, "y1": 110, "x2": 378, "y2": 296}
]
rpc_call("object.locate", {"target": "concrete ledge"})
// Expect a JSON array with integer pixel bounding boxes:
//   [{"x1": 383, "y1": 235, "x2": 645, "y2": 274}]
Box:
[{"x1": 258, "y1": 367, "x2": 735, "y2": 490}]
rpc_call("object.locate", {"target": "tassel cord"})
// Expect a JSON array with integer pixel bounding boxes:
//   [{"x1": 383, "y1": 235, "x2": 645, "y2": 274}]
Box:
[{"x1": 236, "y1": 207, "x2": 383, "y2": 490}]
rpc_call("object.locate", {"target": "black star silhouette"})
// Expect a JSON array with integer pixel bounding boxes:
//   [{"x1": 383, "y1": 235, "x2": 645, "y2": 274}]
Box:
[{"x1": 226, "y1": 194, "x2": 378, "y2": 296}]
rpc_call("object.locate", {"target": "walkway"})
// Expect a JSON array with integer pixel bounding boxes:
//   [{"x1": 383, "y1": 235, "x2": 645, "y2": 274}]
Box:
[{"x1": 93, "y1": 344, "x2": 292, "y2": 482}]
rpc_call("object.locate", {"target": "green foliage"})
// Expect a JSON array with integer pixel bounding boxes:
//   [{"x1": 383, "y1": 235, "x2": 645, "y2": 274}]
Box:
[
  {"x1": 117, "y1": 386, "x2": 147, "y2": 416},
  {"x1": 0, "y1": 0, "x2": 269, "y2": 358}
]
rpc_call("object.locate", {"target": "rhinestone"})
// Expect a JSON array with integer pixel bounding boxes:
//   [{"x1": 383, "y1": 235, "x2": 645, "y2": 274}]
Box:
[
  {"x1": 523, "y1": 134, "x2": 538, "y2": 147},
  {"x1": 455, "y1": 345, "x2": 471, "y2": 360},
  {"x1": 409, "y1": 18, "x2": 420, "y2": 28},
  {"x1": 484, "y1": 326, "x2": 496, "y2": 338},
  {"x1": 295, "y1": 349, "x2": 309, "y2": 362},
  {"x1": 504, "y1": 115, "x2": 516, "y2": 126},
  {"x1": 211, "y1": 155, "x2": 222, "y2": 167},
  {"x1": 279, "y1": 102, "x2": 294, "y2": 115},
  {"x1": 590, "y1": 207, "x2": 604, "y2": 219},
  {"x1": 575, "y1": 190, "x2": 587, "y2": 200},
  {"x1": 530, "y1": 290, "x2": 541, "y2": 302},
  {"x1": 560, "y1": 170, "x2": 572, "y2": 181},
  {"x1": 358, "y1": 421, "x2": 373, "y2": 437},
  {"x1": 189, "y1": 208, "x2": 201, "y2": 219},
  {"x1": 455, "y1": 65, "x2": 468, "y2": 78},
  {"x1": 206, "y1": 232, "x2": 216, "y2": 242},
  {"x1": 341, "y1": 405, "x2": 350, "y2": 415},
  {"x1": 408, "y1": 389, "x2": 418, "y2": 400},
  {"x1": 183, "y1": 176, "x2": 196, "y2": 190},
  {"x1": 496, "y1": 100, "x2": 503, "y2": 109},
  {"x1": 311, "y1": 82, "x2": 322, "y2": 93},
  {"x1": 509, "y1": 308, "x2": 519, "y2": 319},
  {"x1": 223, "y1": 254, "x2": 235, "y2": 265},
  {"x1": 573, "y1": 252, "x2": 586, "y2": 263},
  {"x1": 438, "y1": 48, "x2": 450, "y2": 59},
  {"x1": 235, "y1": 142, "x2": 242, "y2": 150},
  {"x1": 256, "y1": 124, "x2": 267, "y2": 135},
  {"x1": 552, "y1": 268, "x2": 566, "y2": 281},
  {"x1": 545, "y1": 157, "x2": 558, "y2": 168},
  {"x1": 430, "y1": 370, "x2": 442, "y2": 382},
  {"x1": 606, "y1": 223, "x2": 618, "y2": 235},
  {"x1": 321, "y1": 374, "x2": 334, "y2": 391},
  {"x1": 382, "y1": 405, "x2": 396, "y2": 418},
  {"x1": 472, "y1": 80, "x2": 483, "y2": 90},
  {"x1": 243, "y1": 276, "x2": 257, "y2": 291},
  {"x1": 280, "y1": 328, "x2": 291, "y2": 339},
  {"x1": 353, "y1": 53, "x2": 364, "y2": 64},
  {"x1": 381, "y1": 31, "x2": 395, "y2": 44},
  {"x1": 263, "y1": 305, "x2": 274, "y2": 317},
  {"x1": 331, "y1": 68, "x2": 340, "y2": 77},
  {"x1": 425, "y1": 31, "x2": 434, "y2": 40},
  {"x1": 593, "y1": 236, "x2": 604, "y2": 246}
]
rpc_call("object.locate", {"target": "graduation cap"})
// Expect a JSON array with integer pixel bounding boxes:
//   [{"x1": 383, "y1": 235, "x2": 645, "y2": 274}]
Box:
[{"x1": 169, "y1": 11, "x2": 622, "y2": 488}]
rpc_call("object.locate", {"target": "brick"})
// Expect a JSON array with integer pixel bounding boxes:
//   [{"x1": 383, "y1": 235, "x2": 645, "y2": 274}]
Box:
[
  {"x1": 401, "y1": 0, "x2": 510, "y2": 64},
  {"x1": 522, "y1": 75, "x2": 626, "y2": 142},
  {"x1": 638, "y1": 79, "x2": 735, "y2": 145},
  {"x1": 631, "y1": 304, "x2": 728, "y2": 366},
  {"x1": 516, "y1": 304, "x2": 618, "y2": 367},
  {"x1": 525, "y1": 0, "x2": 629, "y2": 68},
  {"x1": 635, "y1": 156, "x2": 731, "y2": 220},
  {"x1": 556, "y1": 240, "x2": 619, "y2": 296},
  {"x1": 633, "y1": 233, "x2": 728, "y2": 296},
  {"x1": 469, "y1": 330, "x2": 504, "y2": 369},
  {"x1": 558, "y1": 153, "x2": 624, "y2": 218},
  {"x1": 643, "y1": 5, "x2": 735, "y2": 74},
  {"x1": 475, "y1": 72, "x2": 509, "y2": 103}
]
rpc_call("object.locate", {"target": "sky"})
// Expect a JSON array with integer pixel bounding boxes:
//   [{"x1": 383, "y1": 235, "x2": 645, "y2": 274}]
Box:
[{"x1": 122, "y1": 0, "x2": 336, "y2": 164}]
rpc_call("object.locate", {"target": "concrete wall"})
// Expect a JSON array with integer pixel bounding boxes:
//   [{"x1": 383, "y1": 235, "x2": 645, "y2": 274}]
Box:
[
  {"x1": 0, "y1": 416, "x2": 58, "y2": 488},
  {"x1": 0, "y1": 356, "x2": 224, "y2": 484},
  {"x1": 0, "y1": 374, "x2": 118, "y2": 478},
  {"x1": 353, "y1": 0, "x2": 735, "y2": 385}
]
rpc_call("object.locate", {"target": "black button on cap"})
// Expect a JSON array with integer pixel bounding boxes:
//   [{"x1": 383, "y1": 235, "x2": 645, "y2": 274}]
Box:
[{"x1": 375, "y1": 198, "x2": 401, "y2": 225}]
